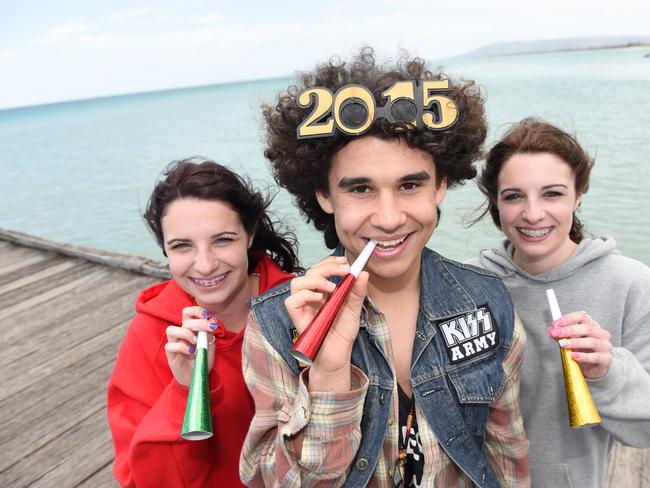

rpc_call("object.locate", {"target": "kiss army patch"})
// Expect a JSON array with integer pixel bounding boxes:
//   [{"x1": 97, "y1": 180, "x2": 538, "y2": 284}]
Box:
[{"x1": 437, "y1": 306, "x2": 499, "y2": 364}]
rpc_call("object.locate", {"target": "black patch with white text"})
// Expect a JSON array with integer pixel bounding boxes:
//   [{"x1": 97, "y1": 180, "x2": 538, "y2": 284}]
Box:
[{"x1": 437, "y1": 305, "x2": 499, "y2": 365}]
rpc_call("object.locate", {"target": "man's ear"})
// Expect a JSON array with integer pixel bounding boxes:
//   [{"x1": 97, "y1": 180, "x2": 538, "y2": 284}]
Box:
[
  {"x1": 435, "y1": 177, "x2": 448, "y2": 206},
  {"x1": 315, "y1": 191, "x2": 334, "y2": 214}
]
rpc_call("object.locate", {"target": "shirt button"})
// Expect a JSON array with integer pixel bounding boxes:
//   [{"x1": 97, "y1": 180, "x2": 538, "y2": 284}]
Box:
[
  {"x1": 356, "y1": 458, "x2": 369, "y2": 471},
  {"x1": 388, "y1": 418, "x2": 394, "y2": 426},
  {"x1": 380, "y1": 393, "x2": 386, "y2": 404}
]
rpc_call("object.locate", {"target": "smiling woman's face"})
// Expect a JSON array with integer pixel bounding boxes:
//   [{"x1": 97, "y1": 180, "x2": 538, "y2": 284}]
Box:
[
  {"x1": 497, "y1": 152, "x2": 582, "y2": 274},
  {"x1": 161, "y1": 198, "x2": 253, "y2": 313}
]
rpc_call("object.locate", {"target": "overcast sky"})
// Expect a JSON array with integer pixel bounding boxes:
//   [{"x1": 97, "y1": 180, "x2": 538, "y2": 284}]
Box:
[{"x1": 1, "y1": 0, "x2": 648, "y2": 109}]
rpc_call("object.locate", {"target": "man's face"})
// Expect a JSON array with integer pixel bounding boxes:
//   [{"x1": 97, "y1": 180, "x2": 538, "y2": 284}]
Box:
[{"x1": 316, "y1": 136, "x2": 447, "y2": 289}]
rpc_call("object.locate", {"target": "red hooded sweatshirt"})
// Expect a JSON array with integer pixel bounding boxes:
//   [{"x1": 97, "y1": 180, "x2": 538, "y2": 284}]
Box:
[{"x1": 107, "y1": 255, "x2": 293, "y2": 487}]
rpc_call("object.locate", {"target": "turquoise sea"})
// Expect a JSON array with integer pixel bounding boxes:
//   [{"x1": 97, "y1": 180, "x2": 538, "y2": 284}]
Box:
[{"x1": 1, "y1": 48, "x2": 649, "y2": 267}]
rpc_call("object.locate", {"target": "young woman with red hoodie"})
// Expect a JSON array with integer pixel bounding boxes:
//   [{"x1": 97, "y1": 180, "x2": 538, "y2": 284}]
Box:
[{"x1": 107, "y1": 158, "x2": 300, "y2": 487}]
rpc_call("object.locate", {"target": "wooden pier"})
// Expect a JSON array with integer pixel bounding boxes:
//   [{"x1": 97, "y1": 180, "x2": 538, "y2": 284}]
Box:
[
  {"x1": 0, "y1": 229, "x2": 166, "y2": 487},
  {"x1": 0, "y1": 229, "x2": 647, "y2": 487}
]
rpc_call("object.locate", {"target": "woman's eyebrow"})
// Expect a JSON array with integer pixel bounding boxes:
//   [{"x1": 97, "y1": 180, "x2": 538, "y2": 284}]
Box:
[{"x1": 166, "y1": 238, "x2": 190, "y2": 245}]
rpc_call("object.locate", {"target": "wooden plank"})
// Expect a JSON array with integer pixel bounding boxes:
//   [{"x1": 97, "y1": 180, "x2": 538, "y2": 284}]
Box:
[
  {"x1": 0, "y1": 290, "x2": 139, "y2": 432},
  {"x1": 606, "y1": 443, "x2": 650, "y2": 488},
  {"x1": 0, "y1": 228, "x2": 170, "y2": 279},
  {"x1": 0, "y1": 263, "x2": 104, "y2": 321},
  {"x1": 0, "y1": 242, "x2": 45, "y2": 269},
  {"x1": 0, "y1": 266, "x2": 154, "y2": 366},
  {"x1": 0, "y1": 251, "x2": 151, "y2": 311},
  {"x1": 0, "y1": 273, "x2": 155, "y2": 378},
  {"x1": 0, "y1": 304, "x2": 137, "y2": 402},
  {"x1": 31, "y1": 415, "x2": 116, "y2": 488},
  {"x1": 76, "y1": 461, "x2": 119, "y2": 488},
  {"x1": 0, "y1": 405, "x2": 111, "y2": 487},
  {"x1": 0, "y1": 355, "x2": 117, "y2": 471},
  {"x1": 0, "y1": 259, "x2": 80, "y2": 296},
  {"x1": 0, "y1": 253, "x2": 52, "y2": 279},
  {"x1": 0, "y1": 260, "x2": 99, "y2": 313}
]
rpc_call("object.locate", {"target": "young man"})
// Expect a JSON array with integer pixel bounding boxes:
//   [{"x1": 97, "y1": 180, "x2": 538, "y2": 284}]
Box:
[{"x1": 240, "y1": 48, "x2": 529, "y2": 487}]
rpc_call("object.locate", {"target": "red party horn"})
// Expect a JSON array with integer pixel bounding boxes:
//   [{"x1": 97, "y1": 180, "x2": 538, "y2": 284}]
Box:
[{"x1": 290, "y1": 240, "x2": 376, "y2": 365}]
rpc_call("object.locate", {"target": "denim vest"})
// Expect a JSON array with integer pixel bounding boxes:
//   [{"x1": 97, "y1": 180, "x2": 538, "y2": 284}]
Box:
[{"x1": 250, "y1": 247, "x2": 515, "y2": 487}]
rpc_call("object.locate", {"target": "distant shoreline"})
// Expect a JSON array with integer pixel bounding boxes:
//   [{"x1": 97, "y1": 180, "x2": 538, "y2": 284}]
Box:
[{"x1": 493, "y1": 42, "x2": 650, "y2": 58}]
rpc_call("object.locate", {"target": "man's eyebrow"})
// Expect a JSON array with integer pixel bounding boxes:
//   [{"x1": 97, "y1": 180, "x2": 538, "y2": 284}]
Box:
[
  {"x1": 337, "y1": 171, "x2": 431, "y2": 189},
  {"x1": 338, "y1": 176, "x2": 371, "y2": 189},
  {"x1": 399, "y1": 171, "x2": 431, "y2": 182}
]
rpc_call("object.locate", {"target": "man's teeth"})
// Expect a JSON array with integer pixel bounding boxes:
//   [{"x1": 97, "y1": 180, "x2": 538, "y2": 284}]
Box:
[
  {"x1": 376, "y1": 236, "x2": 407, "y2": 248},
  {"x1": 193, "y1": 275, "x2": 225, "y2": 286},
  {"x1": 518, "y1": 228, "x2": 551, "y2": 238}
]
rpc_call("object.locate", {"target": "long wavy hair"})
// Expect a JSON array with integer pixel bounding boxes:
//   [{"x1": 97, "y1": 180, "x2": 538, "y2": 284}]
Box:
[
  {"x1": 475, "y1": 118, "x2": 594, "y2": 243},
  {"x1": 143, "y1": 158, "x2": 301, "y2": 273}
]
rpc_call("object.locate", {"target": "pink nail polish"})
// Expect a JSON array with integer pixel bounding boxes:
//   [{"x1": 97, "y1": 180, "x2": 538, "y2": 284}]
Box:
[{"x1": 553, "y1": 318, "x2": 564, "y2": 327}]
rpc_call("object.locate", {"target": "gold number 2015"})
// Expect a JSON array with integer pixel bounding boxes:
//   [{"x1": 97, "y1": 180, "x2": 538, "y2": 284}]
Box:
[{"x1": 297, "y1": 80, "x2": 458, "y2": 139}]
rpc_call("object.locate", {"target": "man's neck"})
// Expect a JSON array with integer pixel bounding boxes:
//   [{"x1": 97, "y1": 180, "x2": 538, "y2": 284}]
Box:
[{"x1": 367, "y1": 259, "x2": 421, "y2": 305}]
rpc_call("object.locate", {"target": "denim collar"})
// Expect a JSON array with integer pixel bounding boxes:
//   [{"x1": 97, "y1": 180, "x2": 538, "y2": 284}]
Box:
[{"x1": 331, "y1": 243, "x2": 477, "y2": 325}]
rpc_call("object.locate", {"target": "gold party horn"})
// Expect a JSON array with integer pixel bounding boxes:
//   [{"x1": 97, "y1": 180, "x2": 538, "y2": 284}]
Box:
[
  {"x1": 181, "y1": 330, "x2": 213, "y2": 440},
  {"x1": 546, "y1": 289, "x2": 601, "y2": 428}
]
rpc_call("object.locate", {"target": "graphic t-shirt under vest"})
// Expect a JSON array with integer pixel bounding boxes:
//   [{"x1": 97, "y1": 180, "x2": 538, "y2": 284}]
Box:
[{"x1": 398, "y1": 384, "x2": 424, "y2": 487}]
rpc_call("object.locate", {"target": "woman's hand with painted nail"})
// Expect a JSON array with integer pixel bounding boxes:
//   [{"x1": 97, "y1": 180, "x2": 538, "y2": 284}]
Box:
[
  {"x1": 164, "y1": 306, "x2": 217, "y2": 387},
  {"x1": 547, "y1": 310, "x2": 613, "y2": 379}
]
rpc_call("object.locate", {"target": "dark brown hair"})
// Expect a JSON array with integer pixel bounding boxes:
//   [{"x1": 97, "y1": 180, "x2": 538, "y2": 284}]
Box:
[
  {"x1": 263, "y1": 47, "x2": 487, "y2": 248},
  {"x1": 477, "y1": 118, "x2": 594, "y2": 243},
  {"x1": 143, "y1": 158, "x2": 301, "y2": 273}
]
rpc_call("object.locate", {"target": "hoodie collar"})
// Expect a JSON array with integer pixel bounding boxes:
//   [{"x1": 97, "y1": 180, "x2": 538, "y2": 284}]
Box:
[{"x1": 477, "y1": 236, "x2": 618, "y2": 283}]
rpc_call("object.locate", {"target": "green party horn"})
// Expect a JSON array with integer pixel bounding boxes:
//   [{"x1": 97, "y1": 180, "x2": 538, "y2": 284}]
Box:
[{"x1": 181, "y1": 329, "x2": 213, "y2": 440}]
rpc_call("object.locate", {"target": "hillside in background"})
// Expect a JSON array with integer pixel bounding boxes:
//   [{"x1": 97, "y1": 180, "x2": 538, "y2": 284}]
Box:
[{"x1": 467, "y1": 36, "x2": 650, "y2": 57}]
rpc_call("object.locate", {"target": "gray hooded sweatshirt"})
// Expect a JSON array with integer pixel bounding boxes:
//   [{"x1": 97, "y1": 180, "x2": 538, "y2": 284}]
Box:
[{"x1": 468, "y1": 236, "x2": 650, "y2": 487}]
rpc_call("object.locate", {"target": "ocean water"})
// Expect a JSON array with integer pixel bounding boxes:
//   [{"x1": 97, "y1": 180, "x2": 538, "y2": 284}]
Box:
[{"x1": 1, "y1": 48, "x2": 649, "y2": 267}]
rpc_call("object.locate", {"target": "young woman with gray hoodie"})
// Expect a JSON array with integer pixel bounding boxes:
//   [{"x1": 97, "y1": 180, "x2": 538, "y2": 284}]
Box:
[{"x1": 468, "y1": 118, "x2": 650, "y2": 488}]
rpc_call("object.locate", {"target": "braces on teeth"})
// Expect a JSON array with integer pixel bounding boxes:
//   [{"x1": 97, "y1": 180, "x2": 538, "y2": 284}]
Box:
[
  {"x1": 194, "y1": 276, "x2": 225, "y2": 286},
  {"x1": 519, "y1": 228, "x2": 550, "y2": 237}
]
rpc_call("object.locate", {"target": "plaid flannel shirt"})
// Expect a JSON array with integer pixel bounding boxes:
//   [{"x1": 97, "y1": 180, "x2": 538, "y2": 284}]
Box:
[{"x1": 240, "y1": 299, "x2": 529, "y2": 487}]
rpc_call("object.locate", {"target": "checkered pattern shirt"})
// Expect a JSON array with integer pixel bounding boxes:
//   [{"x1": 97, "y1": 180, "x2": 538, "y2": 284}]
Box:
[{"x1": 240, "y1": 300, "x2": 530, "y2": 487}]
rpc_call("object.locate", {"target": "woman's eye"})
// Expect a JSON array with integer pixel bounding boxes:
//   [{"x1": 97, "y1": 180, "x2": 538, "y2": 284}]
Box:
[
  {"x1": 214, "y1": 237, "x2": 234, "y2": 245},
  {"x1": 170, "y1": 243, "x2": 189, "y2": 251},
  {"x1": 544, "y1": 191, "x2": 563, "y2": 198},
  {"x1": 503, "y1": 193, "x2": 521, "y2": 201}
]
